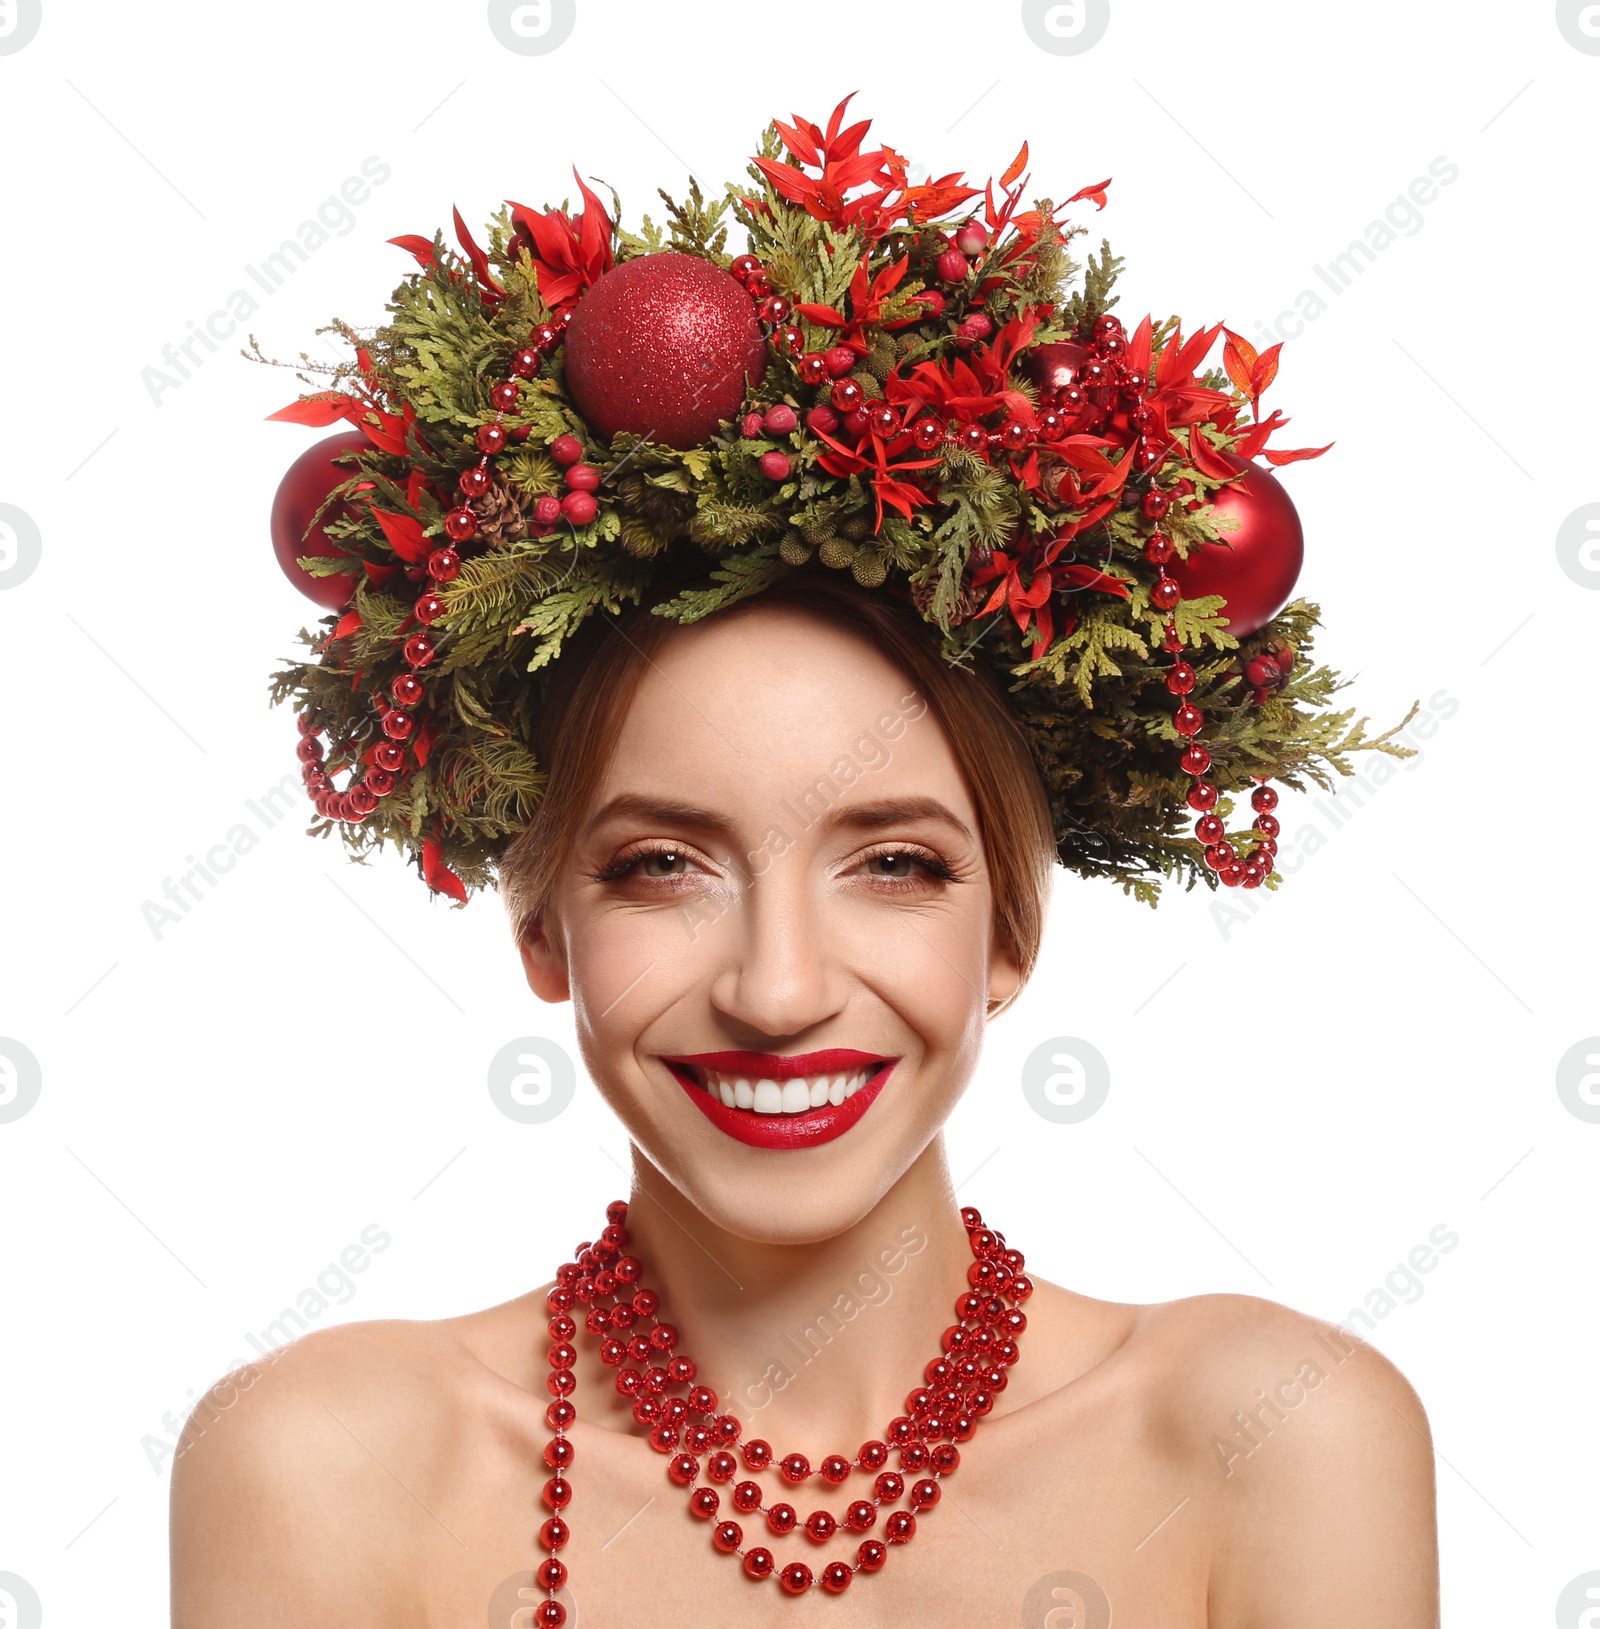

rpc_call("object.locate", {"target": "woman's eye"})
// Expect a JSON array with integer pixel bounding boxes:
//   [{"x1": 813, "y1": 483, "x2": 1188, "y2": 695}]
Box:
[
  {"x1": 857, "y1": 848, "x2": 955, "y2": 886},
  {"x1": 639, "y1": 850, "x2": 690, "y2": 877}
]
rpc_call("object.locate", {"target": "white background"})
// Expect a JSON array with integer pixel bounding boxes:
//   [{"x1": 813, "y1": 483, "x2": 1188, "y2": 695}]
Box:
[{"x1": 0, "y1": 2, "x2": 1594, "y2": 1625}]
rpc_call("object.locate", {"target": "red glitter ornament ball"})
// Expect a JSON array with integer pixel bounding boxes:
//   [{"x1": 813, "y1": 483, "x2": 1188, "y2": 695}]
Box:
[
  {"x1": 562, "y1": 252, "x2": 767, "y2": 450},
  {"x1": 269, "y1": 431, "x2": 371, "y2": 609},
  {"x1": 1167, "y1": 452, "x2": 1305, "y2": 638}
]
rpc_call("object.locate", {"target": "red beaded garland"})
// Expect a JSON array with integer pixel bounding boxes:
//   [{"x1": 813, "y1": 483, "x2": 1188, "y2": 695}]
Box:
[{"x1": 541, "y1": 1200, "x2": 1025, "y2": 1607}]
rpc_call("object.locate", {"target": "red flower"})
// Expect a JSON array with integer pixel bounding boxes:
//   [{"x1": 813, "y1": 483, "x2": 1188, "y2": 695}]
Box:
[{"x1": 507, "y1": 169, "x2": 615, "y2": 310}]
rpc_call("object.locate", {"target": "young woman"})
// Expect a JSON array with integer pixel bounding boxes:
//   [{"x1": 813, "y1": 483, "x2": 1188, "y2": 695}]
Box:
[
  {"x1": 170, "y1": 579, "x2": 1438, "y2": 1627},
  {"x1": 174, "y1": 100, "x2": 1437, "y2": 1626}
]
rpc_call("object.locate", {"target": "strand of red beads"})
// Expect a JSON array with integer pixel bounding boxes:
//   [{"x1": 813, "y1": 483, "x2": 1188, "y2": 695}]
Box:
[
  {"x1": 537, "y1": 1200, "x2": 1028, "y2": 1618},
  {"x1": 295, "y1": 311, "x2": 575, "y2": 827},
  {"x1": 1017, "y1": 308, "x2": 1281, "y2": 889},
  {"x1": 1146, "y1": 532, "x2": 1279, "y2": 890}
]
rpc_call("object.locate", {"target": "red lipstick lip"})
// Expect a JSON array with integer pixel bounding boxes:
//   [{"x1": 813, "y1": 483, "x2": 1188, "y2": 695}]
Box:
[
  {"x1": 665, "y1": 1057, "x2": 897, "y2": 1151},
  {"x1": 664, "y1": 1048, "x2": 890, "y2": 1081}
]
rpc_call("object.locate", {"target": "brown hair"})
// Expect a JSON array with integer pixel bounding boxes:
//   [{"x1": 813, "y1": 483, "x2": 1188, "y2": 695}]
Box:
[{"x1": 499, "y1": 573, "x2": 1057, "y2": 993}]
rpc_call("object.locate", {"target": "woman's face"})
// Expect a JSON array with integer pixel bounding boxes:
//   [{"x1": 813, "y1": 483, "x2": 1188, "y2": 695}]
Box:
[{"x1": 521, "y1": 602, "x2": 1022, "y2": 1244}]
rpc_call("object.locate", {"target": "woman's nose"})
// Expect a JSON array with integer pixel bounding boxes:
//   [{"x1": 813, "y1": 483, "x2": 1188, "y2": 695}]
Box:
[{"x1": 705, "y1": 867, "x2": 851, "y2": 1040}]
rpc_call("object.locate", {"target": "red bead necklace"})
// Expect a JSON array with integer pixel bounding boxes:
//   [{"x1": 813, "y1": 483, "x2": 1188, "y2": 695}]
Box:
[{"x1": 532, "y1": 1200, "x2": 1031, "y2": 1622}]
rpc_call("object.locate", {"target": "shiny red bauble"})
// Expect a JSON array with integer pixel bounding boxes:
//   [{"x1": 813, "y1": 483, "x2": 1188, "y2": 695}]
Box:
[
  {"x1": 1021, "y1": 341, "x2": 1089, "y2": 397},
  {"x1": 269, "y1": 431, "x2": 371, "y2": 608},
  {"x1": 562, "y1": 252, "x2": 767, "y2": 449},
  {"x1": 1167, "y1": 453, "x2": 1305, "y2": 638}
]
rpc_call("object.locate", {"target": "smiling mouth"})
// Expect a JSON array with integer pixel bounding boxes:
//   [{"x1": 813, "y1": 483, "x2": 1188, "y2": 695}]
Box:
[{"x1": 666, "y1": 1058, "x2": 892, "y2": 1117}]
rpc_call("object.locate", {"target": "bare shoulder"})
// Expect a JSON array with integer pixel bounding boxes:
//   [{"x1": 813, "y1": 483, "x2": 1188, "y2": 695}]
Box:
[
  {"x1": 170, "y1": 1296, "x2": 544, "y2": 1629},
  {"x1": 1129, "y1": 1292, "x2": 1440, "y2": 1627}
]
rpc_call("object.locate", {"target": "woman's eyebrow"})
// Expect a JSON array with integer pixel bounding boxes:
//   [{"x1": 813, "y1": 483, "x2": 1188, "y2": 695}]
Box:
[{"x1": 584, "y1": 792, "x2": 974, "y2": 843}]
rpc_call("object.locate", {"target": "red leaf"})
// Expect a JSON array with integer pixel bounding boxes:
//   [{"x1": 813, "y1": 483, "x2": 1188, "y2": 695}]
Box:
[
  {"x1": 752, "y1": 155, "x2": 819, "y2": 207},
  {"x1": 267, "y1": 393, "x2": 359, "y2": 427},
  {"x1": 1066, "y1": 177, "x2": 1113, "y2": 211},
  {"x1": 388, "y1": 233, "x2": 438, "y2": 270},
  {"x1": 421, "y1": 839, "x2": 469, "y2": 904},
  {"x1": 774, "y1": 116, "x2": 822, "y2": 167},
  {"x1": 1188, "y1": 427, "x2": 1241, "y2": 481},
  {"x1": 333, "y1": 610, "x2": 362, "y2": 640},
  {"x1": 1222, "y1": 328, "x2": 1260, "y2": 400},
  {"x1": 1125, "y1": 315, "x2": 1153, "y2": 376},
  {"x1": 372, "y1": 508, "x2": 430, "y2": 564},
  {"x1": 1262, "y1": 441, "x2": 1334, "y2": 466},
  {"x1": 1000, "y1": 142, "x2": 1029, "y2": 189},
  {"x1": 452, "y1": 206, "x2": 504, "y2": 299},
  {"x1": 794, "y1": 302, "x2": 846, "y2": 327}
]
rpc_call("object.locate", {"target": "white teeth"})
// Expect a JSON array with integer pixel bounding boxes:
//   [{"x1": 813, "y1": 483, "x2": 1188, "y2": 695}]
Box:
[{"x1": 693, "y1": 1064, "x2": 879, "y2": 1115}]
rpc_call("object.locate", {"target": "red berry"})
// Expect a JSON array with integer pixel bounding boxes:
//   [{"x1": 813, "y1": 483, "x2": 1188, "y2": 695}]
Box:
[
  {"x1": 956, "y1": 312, "x2": 993, "y2": 341},
  {"x1": 916, "y1": 289, "x2": 946, "y2": 318},
  {"x1": 565, "y1": 463, "x2": 601, "y2": 492},
  {"x1": 561, "y1": 490, "x2": 597, "y2": 525},
  {"x1": 824, "y1": 346, "x2": 856, "y2": 378},
  {"x1": 763, "y1": 403, "x2": 798, "y2": 435},
  {"x1": 534, "y1": 496, "x2": 562, "y2": 525},
  {"x1": 937, "y1": 248, "x2": 969, "y2": 283},
  {"x1": 842, "y1": 408, "x2": 870, "y2": 438},
  {"x1": 759, "y1": 451, "x2": 791, "y2": 480},
  {"x1": 550, "y1": 434, "x2": 583, "y2": 466},
  {"x1": 955, "y1": 220, "x2": 989, "y2": 255},
  {"x1": 805, "y1": 404, "x2": 839, "y2": 435},
  {"x1": 740, "y1": 412, "x2": 764, "y2": 439}
]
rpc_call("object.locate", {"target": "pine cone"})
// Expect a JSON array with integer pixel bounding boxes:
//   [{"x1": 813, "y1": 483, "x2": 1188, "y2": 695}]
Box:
[
  {"x1": 470, "y1": 477, "x2": 528, "y2": 548},
  {"x1": 909, "y1": 570, "x2": 987, "y2": 625},
  {"x1": 817, "y1": 537, "x2": 857, "y2": 570}
]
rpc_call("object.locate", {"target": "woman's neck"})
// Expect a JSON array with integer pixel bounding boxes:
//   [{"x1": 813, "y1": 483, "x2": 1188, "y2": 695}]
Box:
[{"x1": 601, "y1": 1137, "x2": 976, "y2": 1457}]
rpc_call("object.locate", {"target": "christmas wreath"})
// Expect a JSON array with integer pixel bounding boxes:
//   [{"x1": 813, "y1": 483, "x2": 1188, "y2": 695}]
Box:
[{"x1": 263, "y1": 96, "x2": 1412, "y2": 906}]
